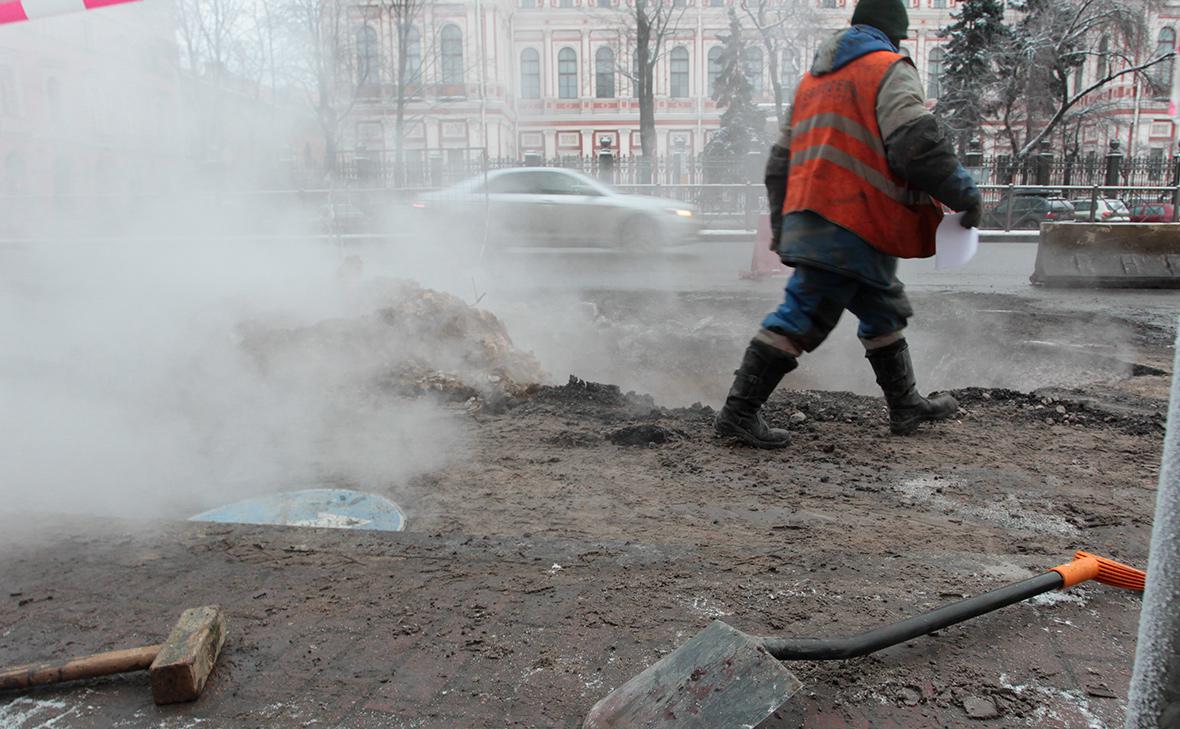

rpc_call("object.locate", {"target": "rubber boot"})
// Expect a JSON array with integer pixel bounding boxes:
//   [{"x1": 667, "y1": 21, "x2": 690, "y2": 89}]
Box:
[
  {"x1": 866, "y1": 338, "x2": 958, "y2": 435},
  {"x1": 714, "y1": 339, "x2": 798, "y2": 449}
]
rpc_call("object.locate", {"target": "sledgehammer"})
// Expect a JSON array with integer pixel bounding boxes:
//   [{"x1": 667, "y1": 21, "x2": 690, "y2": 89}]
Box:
[{"x1": 0, "y1": 605, "x2": 226, "y2": 704}]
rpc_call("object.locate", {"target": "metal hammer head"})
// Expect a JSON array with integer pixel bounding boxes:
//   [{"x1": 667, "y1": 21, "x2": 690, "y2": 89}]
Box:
[
  {"x1": 583, "y1": 621, "x2": 802, "y2": 729},
  {"x1": 148, "y1": 606, "x2": 227, "y2": 705}
]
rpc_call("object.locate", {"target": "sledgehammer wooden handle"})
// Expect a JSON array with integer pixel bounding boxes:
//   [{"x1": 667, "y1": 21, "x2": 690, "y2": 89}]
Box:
[
  {"x1": 0, "y1": 605, "x2": 226, "y2": 704},
  {"x1": 0, "y1": 644, "x2": 161, "y2": 690}
]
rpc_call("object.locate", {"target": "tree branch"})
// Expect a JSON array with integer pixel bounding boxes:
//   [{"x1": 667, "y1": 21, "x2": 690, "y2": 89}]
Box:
[{"x1": 1016, "y1": 52, "x2": 1175, "y2": 159}]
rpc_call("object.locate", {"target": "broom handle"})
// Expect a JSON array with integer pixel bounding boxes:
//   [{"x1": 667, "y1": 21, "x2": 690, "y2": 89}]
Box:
[
  {"x1": 763, "y1": 571, "x2": 1064, "y2": 661},
  {"x1": 0, "y1": 644, "x2": 161, "y2": 691}
]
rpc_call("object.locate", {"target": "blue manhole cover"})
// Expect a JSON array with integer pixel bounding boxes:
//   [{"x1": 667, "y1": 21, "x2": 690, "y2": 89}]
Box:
[{"x1": 190, "y1": 489, "x2": 405, "y2": 532}]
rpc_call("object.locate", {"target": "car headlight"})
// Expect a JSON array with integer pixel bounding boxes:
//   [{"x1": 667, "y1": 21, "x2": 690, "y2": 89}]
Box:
[{"x1": 666, "y1": 208, "x2": 694, "y2": 218}]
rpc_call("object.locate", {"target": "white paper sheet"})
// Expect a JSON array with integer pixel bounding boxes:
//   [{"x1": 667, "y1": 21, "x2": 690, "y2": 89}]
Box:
[{"x1": 935, "y1": 211, "x2": 980, "y2": 270}]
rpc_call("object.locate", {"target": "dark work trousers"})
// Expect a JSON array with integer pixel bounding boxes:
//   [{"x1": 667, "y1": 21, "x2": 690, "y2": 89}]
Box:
[{"x1": 760, "y1": 264, "x2": 913, "y2": 351}]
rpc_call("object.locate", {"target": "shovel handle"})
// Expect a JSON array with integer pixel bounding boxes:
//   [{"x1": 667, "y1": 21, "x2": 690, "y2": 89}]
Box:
[
  {"x1": 0, "y1": 644, "x2": 161, "y2": 691},
  {"x1": 763, "y1": 571, "x2": 1064, "y2": 661}
]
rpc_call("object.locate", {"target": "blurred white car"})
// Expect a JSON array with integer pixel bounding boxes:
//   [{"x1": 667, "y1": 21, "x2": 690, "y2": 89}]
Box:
[{"x1": 411, "y1": 167, "x2": 701, "y2": 249}]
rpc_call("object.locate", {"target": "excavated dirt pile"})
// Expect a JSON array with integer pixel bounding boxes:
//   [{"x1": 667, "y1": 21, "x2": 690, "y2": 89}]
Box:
[{"x1": 239, "y1": 279, "x2": 544, "y2": 407}]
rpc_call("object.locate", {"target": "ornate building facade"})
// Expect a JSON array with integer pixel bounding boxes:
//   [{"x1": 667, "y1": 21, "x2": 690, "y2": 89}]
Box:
[
  {"x1": 341, "y1": 0, "x2": 965, "y2": 162},
  {"x1": 342, "y1": 0, "x2": 1180, "y2": 170}
]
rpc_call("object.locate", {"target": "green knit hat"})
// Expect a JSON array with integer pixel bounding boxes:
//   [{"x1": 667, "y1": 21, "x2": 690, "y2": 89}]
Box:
[{"x1": 851, "y1": 0, "x2": 909, "y2": 44}]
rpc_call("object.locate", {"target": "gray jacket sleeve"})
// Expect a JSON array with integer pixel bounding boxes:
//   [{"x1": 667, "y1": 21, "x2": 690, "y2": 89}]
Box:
[
  {"x1": 764, "y1": 120, "x2": 791, "y2": 251},
  {"x1": 877, "y1": 60, "x2": 980, "y2": 212}
]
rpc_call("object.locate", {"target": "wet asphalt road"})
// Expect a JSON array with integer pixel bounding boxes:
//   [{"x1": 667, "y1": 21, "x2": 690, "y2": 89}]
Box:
[{"x1": 350, "y1": 236, "x2": 1178, "y2": 332}]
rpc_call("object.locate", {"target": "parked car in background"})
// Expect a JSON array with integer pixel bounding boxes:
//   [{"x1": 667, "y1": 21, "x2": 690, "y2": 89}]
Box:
[
  {"x1": 1070, "y1": 198, "x2": 1130, "y2": 222},
  {"x1": 411, "y1": 167, "x2": 701, "y2": 249},
  {"x1": 982, "y1": 189, "x2": 1075, "y2": 229},
  {"x1": 1129, "y1": 202, "x2": 1176, "y2": 222}
]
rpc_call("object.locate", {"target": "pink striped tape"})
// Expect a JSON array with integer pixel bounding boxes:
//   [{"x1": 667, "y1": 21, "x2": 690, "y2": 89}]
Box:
[
  {"x1": 0, "y1": 1, "x2": 28, "y2": 23},
  {"x1": 0, "y1": 0, "x2": 139, "y2": 24}
]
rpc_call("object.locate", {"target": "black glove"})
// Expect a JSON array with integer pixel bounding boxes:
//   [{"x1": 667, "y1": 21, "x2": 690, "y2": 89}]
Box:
[
  {"x1": 961, "y1": 199, "x2": 982, "y2": 229},
  {"x1": 769, "y1": 210, "x2": 783, "y2": 251}
]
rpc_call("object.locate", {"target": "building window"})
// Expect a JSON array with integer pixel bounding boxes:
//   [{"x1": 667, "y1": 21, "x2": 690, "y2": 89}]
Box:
[
  {"x1": 931, "y1": 0, "x2": 947, "y2": 7},
  {"x1": 672, "y1": 0, "x2": 686, "y2": 6},
  {"x1": 406, "y1": 26, "x2": 422, "y2": 85},
  {"x1": 1156, "y1": 27, "x2": 1176, "y2": 93},
  {"x1": 559, "y1": 0, "x2": 573, "y2": 6},
  {"x1": 744, "y1": 47, "x2": 763, "y2": 95},
  {"x1": 1150, "y1": 147, "x2": 1166, "y2": 180},
  {"x1": 440, "y1": 24, "x2": 464, "y2": 86},
  {"x1": 709, "y1": 0, "x2": 723, "y2": 5},
  {"x1": 356, "y1": 25, "x2": 379, "y2": 85},
  {"x1": 820, "y1": 0, "x2": 837, "y2": 7},
  {"x1": 1097, "y1": 34, "x2": 1110, "y2": 78},
  {"x1": 670, "y1": 46, "x2": 689, "y2": 98},
  {"x1": 520, "y1": 0, "x2": 535, "y2": 6},
  {"x1": 927, "y1": 46, "x2": 944, "y2": 99},
  {"x1": 558, "y1": 47, "x2": 577, "y2": 99},
  {"x1": 521, "y1": 48, "x2": 541, "y2": 99},
  {"x1": 597, "y1": 0, "x2": 611, "y2": 6},
  {"x1": 595, "y1": 46, "x2": 615, "y2": 98},
  {"x1": 707, "y1": 46, "x2": 723, "y2": 98}
]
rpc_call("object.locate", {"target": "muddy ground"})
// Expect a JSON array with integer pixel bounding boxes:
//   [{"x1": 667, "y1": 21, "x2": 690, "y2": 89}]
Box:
[{"x1": 0, "y1": 287, "x2": 1173, "y2": 729}]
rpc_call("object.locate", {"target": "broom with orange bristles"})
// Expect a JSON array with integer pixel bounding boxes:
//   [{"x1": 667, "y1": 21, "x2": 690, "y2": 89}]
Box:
[{"x1": 1071, "y1": 550, "x2": 1147, "y2": 590}]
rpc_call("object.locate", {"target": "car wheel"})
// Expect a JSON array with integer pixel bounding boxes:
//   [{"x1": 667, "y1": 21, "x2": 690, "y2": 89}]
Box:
[{"x1": 617, "y1": 215, "x2": 663, "y2": 251}]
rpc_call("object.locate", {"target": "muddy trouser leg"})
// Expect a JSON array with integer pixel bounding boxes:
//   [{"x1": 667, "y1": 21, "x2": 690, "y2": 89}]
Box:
[
  {"x1": 850, "y1": 279, "x2": 959, "y2": 435},
  {"x1": 714, "y1": 266, "x2": 856, "y2": 449}
]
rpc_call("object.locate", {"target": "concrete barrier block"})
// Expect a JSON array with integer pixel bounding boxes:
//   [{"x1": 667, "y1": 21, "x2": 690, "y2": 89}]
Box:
[{"x1": 1032, "y1": 222, "x2": 1180, "y2": 288}]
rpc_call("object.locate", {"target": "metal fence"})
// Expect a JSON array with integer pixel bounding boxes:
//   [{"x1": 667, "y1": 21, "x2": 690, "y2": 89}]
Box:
[{"x1": 966, "y1": 151, "x2": 1180, "y2": 189}]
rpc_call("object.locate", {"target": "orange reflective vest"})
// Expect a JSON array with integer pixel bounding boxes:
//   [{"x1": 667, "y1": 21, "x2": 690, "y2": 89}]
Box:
[{"x1": 784, "y1": 51, "x2": 943, "y2": 259}]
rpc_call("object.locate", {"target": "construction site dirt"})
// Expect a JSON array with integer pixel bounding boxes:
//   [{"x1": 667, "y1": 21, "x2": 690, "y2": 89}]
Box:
[{"x1": 0, "y1": 283, "x2": 1173, "y2": 729}]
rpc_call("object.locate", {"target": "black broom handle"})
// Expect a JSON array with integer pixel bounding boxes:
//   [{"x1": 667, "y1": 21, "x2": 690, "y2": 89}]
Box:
[{"x1": 762, "y1": 571, "x2": 1064, "y2": 661}]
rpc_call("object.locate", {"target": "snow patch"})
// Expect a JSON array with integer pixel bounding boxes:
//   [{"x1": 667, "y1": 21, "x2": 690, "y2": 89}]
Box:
[
  {"x1": 687, "y1": 595, "x2": 733, "y2": 618},
  {"x1": 1029, "y1": 589, "x2": 1088, "y2": 607},
  {"x1": 999, "y1": 673, "x2": 1110, "y2": 729},
  {"x1": 897, "y1": 476, "x2": 1079, "y2": 537}
]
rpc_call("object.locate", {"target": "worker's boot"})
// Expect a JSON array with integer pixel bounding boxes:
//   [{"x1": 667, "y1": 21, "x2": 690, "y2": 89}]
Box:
[
  {"x1": 866, "y1": 338, "x2": 958, "y2": 435},
  {"x1": 714, "y1": 339, "x2": 797, "y2": 449}
]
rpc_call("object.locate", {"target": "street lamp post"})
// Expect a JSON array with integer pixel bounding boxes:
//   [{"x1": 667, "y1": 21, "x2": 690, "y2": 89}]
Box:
[{"x1": 598, "y1": 137, "x2": 615, "y2": 184}]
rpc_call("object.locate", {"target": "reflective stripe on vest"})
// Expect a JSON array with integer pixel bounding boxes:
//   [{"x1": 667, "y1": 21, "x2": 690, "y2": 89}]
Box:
[{"x1": 784, "y1": 51, "x2": 942, "y2": 259}]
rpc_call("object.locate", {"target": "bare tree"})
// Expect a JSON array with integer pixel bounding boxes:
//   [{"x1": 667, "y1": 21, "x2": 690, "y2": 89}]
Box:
[
  {"x1": 369, "y1": 0, "x2": 428, "y2": 186},
  {"x1": 251, "y1": 0, "x2": 281, "y2": 97},
  {"x1": 989, "y1": 0, "x2": 1173, "y2": 162},
  {"x1": 610, "y1": 0, "x2": 686, "y2": 181},
  {"x1": 342, "y1": 4, "x2": 489, "y2": 184},
  {"x1": 740, "y1": 0, "x2": 819, "y2": 128},
  {"x1": 175, "y1": 0, "x2": 251, "y2": 75},
  {"x1": 283, "y1": 0, "x2": 364, "y2": 179}
]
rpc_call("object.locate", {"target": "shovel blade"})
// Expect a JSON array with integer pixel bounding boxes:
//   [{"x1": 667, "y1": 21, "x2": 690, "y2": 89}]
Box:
[{"x1": 583, "y1": 621, "x2": 802, "y2": 729}]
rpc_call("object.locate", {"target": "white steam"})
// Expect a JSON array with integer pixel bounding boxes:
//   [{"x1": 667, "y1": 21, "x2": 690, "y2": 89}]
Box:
[{"x1": 0, "y1": 233, "x2": 463, "y2": 520}]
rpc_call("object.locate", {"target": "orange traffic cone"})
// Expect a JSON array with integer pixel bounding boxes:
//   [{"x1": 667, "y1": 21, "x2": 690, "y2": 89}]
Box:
[{"x1": 740, "y1": 214, "x2": 791, "y2": 280}]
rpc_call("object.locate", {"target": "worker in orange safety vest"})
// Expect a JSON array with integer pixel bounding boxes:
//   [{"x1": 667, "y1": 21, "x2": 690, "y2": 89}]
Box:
[{"x1": 715, "y1": 0, "x2": 982, "y2": 449}]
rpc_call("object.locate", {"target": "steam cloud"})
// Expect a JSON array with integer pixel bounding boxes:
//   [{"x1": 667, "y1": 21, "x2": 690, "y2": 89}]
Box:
[{"x1": 0, "y1": 231, "x2": 464, "y2": 520}]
